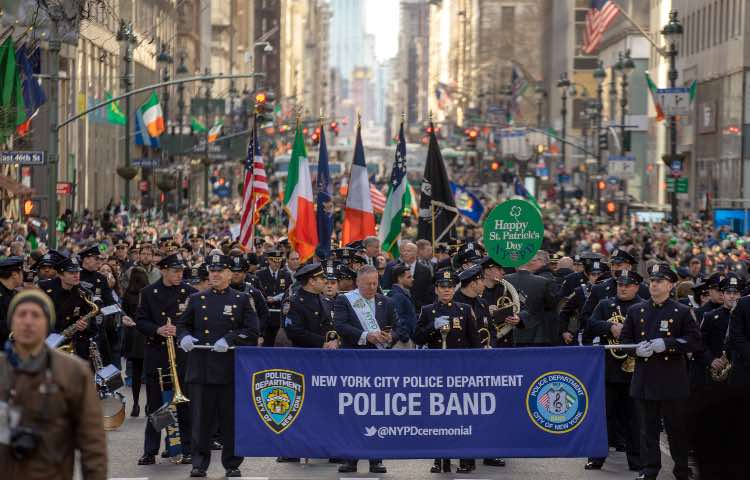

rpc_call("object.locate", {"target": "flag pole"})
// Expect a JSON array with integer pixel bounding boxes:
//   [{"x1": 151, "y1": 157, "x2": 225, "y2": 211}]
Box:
[
  {"x1": 428, "y1": 110, "x2": 436, "y2": 249},
  {"x1": 247, "y1": 113, "x2": 258, "y2": 252}
]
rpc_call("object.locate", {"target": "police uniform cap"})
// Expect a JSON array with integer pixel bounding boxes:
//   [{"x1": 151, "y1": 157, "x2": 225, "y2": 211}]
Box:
[
  {"x1": 57, "y1": 256, "x2": 82, "y2": 273},
  {"x1": 36, "y1": 250, "x2": 64, "y2": 268},
  {"x1": 335, "y1": 263, "x2": 357, "y2": 280},
  {"x1": 295, "y1": 262, "x2": 324, "y2": 282},
  {"x1": 478, "y1": 256, "x2": 502, "y2": 270},
  {"x1": 350, "y1": 253, "x2": 368, "y2": 264},
  {"x1": 616, "y1": 269, "x2": 643, "y2": 285},
  {"x1": 0, "y1": 256, "x2": 24, "y2": 273},
  {"x1": 458, "y1": 265, "x2": 483, "y2": 286},
  {"x1": 610, "y1": 248, "x2": 637, "y2": 265},
  {"x1": 206, "y1": 253, "x2": 231, "y2": 271},
  {"x1": 229, "y1": 256, "x2": 248, "y2": 272},
  {"x1": 549, "y1": 252, "x2": 563, "y2": 263},
  {"x1": 190, "y1": 264, "x2": 209, "y2": 282},
  {"x1": 391, "y1": 262, "x2": 410, "y2": 280},
  {"x1": 188, "y1": 233, "x2": 204, "y2": 241},
  {"x1": 345, "y1": 240, "x2": 365, "y2": 252},
  {"x1": 323, "y1": 263, "x2": 338, "y2": 281},
  {"x1": 706, "y1": 272, "x2": 724, "y2": 289},
  {"x1": 245, "y1": 253, "x2": 259, "y2": 266},
  {"x1": 158, "y1": 253, "x2": 187, "y2": 270},
  {"x1": 692, "y1": 277, "x2": 709, "y2": 296},
  {"x1": 435, "y1": 268, "x2": 457, "y2": 287},
  {"x1": 719, "y1": 273, "x2": 744, "y2": 293},
  {"x1": 78, "y1": 244, "x2": 102, "y2": 260},
  {"x1": 267, "y1": 250, "x2": 284, "y2": 260},
  {"x1": 648, "y1": 263, "x2": 677, "y2": 282},
  {"x1": 584, "y1": 260, "x2": 608, "y2": 274}
]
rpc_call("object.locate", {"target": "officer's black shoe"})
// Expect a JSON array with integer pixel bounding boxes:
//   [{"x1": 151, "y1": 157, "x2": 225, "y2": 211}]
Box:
[
  {"x1": 483, "y1": 458, "x2": 506, "y2": 467},
  {"x1": 430, "y1": 460, "x2": 442, "y2": 473},
  {"x1": 585, "y1": 461, "x2": 604, "y2": 470},
  {"x1": 180, "y1": 455, "x2": 192, "y2": 464},
  {"x1": 635, "y1": 474, "x2": 656, "y2": 480},
  {"x1": 338, "y1": 461, "x2": 358, "y2": 473},
  {"x1": 369, "y1": 461, "x2": 387, "y2": 474},
  {"x1": 456, "y1": 464, "x2": 473, "y2": 474},
  {"x1": 225, "y1": 468, "x2": 241, "y2": 477},
  {"x1": 130, "y1": 404, "x2": 140, "y2": 417},
  {"x1": 210, "y1": 440, "x2": 223, "y2": 450},
  {"x1": 137, "y1": 454, "x2": 155, "y2": 465},
  {"x1": 189, "y1": 467, "x2": 207, "y2": 477},
  {"x1": 276, "y1": 457, "x2": 300, "y2": 463}
]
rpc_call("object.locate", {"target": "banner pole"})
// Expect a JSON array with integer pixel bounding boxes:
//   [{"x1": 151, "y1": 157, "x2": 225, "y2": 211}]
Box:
[{"x1": 430, "y1": 202, "x2": 436, "y2": 248}]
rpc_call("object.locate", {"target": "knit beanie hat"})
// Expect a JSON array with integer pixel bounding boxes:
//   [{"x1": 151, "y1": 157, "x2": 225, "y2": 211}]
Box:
[{"x1": 7, "y1": 289, "x2": 56, "y2": 330}]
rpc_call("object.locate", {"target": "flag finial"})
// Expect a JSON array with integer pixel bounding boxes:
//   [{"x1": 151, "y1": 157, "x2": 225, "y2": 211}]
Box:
[{"x1": 357, "y1": 110, "x2": 361, "y2": 128}]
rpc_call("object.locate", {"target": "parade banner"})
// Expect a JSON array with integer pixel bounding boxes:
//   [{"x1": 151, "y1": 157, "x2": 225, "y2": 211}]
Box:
[
  {"x1": 234, "y1": 347, "x2": 607, "y2": 459},
  {"x1": 483, "y1": 199, "x2": 544, "y2": 267}
]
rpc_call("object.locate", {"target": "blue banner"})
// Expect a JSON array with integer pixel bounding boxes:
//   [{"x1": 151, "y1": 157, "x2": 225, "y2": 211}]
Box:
[{"x1": 235, "y1": 347, "x2": 607, "y2": 459}]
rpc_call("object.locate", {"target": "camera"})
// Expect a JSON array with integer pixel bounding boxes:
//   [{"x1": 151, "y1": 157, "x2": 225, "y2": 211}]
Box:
[{"x1": 10, "y1": 426, "x2": 41, "y2": 460}]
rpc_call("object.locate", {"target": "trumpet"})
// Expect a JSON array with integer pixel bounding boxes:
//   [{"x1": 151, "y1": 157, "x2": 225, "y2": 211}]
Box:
[
  {"x1": 478, "y1": 328, "x2": 492, "y2": 349},
  {"x1": 493, "y1": 280, "x2": 521, "y2": 339},
  {"x1": 607, "y1": 306, "x2": 635, "y2": 373},
  {"x1": 165, "y1": 318, "x2": 189, "y2": 404}
]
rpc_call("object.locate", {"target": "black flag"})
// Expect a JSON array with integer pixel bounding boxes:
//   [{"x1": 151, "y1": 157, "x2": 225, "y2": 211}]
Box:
[{"x1": 417, "y1": 124, "x2": 458, "y2": 243}]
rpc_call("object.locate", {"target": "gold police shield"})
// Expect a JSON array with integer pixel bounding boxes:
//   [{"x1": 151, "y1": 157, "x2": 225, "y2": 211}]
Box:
[{"x1": 252, "y1": 369, "x2": 305, "y2": 433}]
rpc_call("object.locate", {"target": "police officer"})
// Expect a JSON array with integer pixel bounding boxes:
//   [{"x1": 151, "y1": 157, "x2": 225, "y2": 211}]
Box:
[
  {"x1": 478, "y1": 256, "x2": 522, "y2": 347},
  {"x1": 693, "y1": 272, "x2": 724, "y2": 325},
  {"x1": 581, "y1": 249, "x2": 650, "y2": 325},
  {"x1": 176, "y1": 253, "x2": 259, "y2": 478},
  {"x1": 700, "y1": 274, "x2": 743, "y2": 385},
  {"x1": 414, "y1": 268, "x2": 481, "y2": 474},
  {"x1": 322, "y1": 262, "x2": 339, "y2": 301},
  {"x1": 620, "y1": 263, "x2": 701, "y2": 480},
  {"x1": 39, "y1": 256, "x2": 99, "y2": 360},
  {"x1": 135, "y1": 252, "x2": 197, "y2": 466},
  {"x1": 0, "y1": 256, "x2": 24, "y2": 345},
  {"x1": 584, "y1": 270, "x2": 644, "y2": 472},
  {"x1": 31, "y1": 249, "x2": 64, "y2": 281},
  {"x1": 335, "y1": 263, "x2": 357, "y2": 293},
  {"x1": 79, "y1": 245, "x2": 121, "y2": 364},
  {"x1": 229, "y1": 256, "x2": 269, "y2": 338},
  {"x1": 559, "y1": 253, "x2": 600, "y2": 299},
  {"x1": 256, "y1": 250, "x2": 292, "y2": 346},
  {"x1": 560, "y1": 259, "x2": 607, "y2": 345},
  {"x1": 282, "y1": 262, "x2": 336, "y2": 349},
  {"x1": 184, "y1": 263, "x2": 209, "y2": 291}
]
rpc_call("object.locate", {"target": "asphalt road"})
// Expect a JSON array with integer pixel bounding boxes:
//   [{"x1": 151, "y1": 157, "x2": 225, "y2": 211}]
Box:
[{"x1": 97, "y1": 388, "x2": 675, "y2": 480}]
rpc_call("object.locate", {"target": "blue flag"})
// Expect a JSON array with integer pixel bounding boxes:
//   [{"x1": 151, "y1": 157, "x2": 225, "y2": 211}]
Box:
[
  {"x1": 134, "y1": 107, "x2": 160, "y2": 148},
  {"x1": 450, "y1": 182, "x2": 485, "y2": 223},
  {"x1": 315, "y1": 127, "x2": 333, "y2": 258},
  {"x1": 16, "y1": 44, "x2": 46, "y2": 118},
  {"x1": 514, "y1": 176, "x2": 541, "y2": 211}
]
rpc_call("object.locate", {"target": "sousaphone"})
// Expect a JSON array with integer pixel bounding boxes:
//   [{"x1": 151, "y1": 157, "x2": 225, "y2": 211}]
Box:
[{"x1": 491, "y1": 279, "x2": 521, "y2": 339}]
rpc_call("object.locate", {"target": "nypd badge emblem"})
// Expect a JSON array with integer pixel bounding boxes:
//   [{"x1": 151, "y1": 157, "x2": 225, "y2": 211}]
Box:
[{"x1": 252, "y1": 369, "x2": 305, "y2": 434}]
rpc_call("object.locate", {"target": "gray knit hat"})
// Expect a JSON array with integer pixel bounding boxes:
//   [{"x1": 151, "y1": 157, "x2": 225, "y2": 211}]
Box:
[{"x1": 7, "y1": 289, "x2": 56, "y2": 329}]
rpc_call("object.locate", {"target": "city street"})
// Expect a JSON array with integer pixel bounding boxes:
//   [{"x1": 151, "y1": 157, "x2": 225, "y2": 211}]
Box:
[{"x1": 102, "y1": 390, "x2": 674, "y2": 480}]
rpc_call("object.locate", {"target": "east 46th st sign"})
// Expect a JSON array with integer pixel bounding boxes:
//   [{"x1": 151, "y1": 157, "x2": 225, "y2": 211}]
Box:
[{"x1": 483, "y1": 199, "x2": 544, "y2": 267}]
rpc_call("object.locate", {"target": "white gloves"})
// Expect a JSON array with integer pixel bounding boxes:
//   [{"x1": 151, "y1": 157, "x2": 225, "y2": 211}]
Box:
[
  {"x1": 180, "y1": 335, "x2": 197, "y2": 352},
  {"x1": 635, "y1": 341, "x2": 653, "y2": 358},
  {"x1": 213, "y1": 337, "x2": 229, "y2": 353},
  {"x1": 650, "y1": 338, "x2": 666, "y2": 353},
  {"x1": 434, "y1": 316, "x2": 450, "y2": 330}
]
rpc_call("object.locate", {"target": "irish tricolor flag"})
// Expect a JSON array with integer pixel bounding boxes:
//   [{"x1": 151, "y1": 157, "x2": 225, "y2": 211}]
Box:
[
  {"x1": 208, "y1": 120, "x2": 223, "y2": 143},
  {"x1": 343, "y1": 119, "x2": 376, "y2": 245},
  {"x1": 140, "y1": 92, "x2": 165, "y2": 137},
  {"x1": 284, "y1": 122, "x2": 318, "y2": 262}
]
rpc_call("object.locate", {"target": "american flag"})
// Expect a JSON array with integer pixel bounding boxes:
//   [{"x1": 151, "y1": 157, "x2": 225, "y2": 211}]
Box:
[
  {"x1": 370, "y1": 185, "x2": 386, "y2": 213},
  {"x1": 583, "y1": 0, "x2": 620, "y2": 55},
  {"x1": 239, "y1": 118, "x2": 270, "y2": 249}
]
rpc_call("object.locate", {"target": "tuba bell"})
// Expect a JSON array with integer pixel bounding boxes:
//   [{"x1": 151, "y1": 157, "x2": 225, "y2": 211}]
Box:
[{"x1": 492, "y1": 279, "x2": 521, "y2": 339}]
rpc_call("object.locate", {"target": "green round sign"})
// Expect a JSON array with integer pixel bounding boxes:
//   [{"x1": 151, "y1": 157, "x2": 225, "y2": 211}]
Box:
[{"x1": 483, "y1": 199, "x2": 544, "y2": 267}]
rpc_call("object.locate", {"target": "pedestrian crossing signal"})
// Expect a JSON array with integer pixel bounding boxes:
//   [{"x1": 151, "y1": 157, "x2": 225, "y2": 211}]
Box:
[
  {"x1": 597, "y1": 180, "x2": 606, "y2": 190},
  {"x1": 606, "y1": 201, "x2": 617, "y2": 214}
]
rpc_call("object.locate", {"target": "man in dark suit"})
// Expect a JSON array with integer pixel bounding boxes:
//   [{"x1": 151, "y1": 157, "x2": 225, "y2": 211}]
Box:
[
  {"x1": 334, "y1": 265, "x2": 396, "y2": 474},
  {"x1": 504, "y1": 252, "x2": 558, "y2": 346},
  {"x1": 381, "y1": 240, "x2": 433, "y2": 310},
  {"x1": 255, "y1": 250, "x2": 293, "y2": 346}
]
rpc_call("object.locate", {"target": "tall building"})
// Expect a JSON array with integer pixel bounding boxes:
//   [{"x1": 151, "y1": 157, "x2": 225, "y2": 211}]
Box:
[
  {"x1": 254, "y1": 0, "x2": 282, "y2": 96},
  {"x1": 328, "y1": 0, "x2": 366, "y2": 82},
  {"x1": 397, "y1": 0, "x2": 430, "y2": 134}
]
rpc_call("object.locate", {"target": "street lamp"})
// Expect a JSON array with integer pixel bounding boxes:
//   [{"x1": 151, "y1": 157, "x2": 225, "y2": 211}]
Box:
[
  {"x1": 662, "y1": 10, "x2": 683, "y2": 225},
  {"x1": 156, "y1": 43, "x2": 173, "y2": 219},
  {"x1": 557, "y1": 72, "x2": 571, "y2": 209},
  {"x1": 593, "y1": 60, "x2": 606, "y2": 214},
  {"x1": 175, "y1": 50, "x2": 188, "y2": 211},
  {"x1": 617, "y1": 50, "x2": 634, "y2": 155},
  {"x1": 534, "y1": 84, "x2": 546, "y2": 128},
  {"x1": 201, "y1": 69, "x2": 213, "y2": 209}
]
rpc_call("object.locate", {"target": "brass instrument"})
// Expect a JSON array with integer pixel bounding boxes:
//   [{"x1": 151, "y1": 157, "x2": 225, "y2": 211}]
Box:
[
  {"x1": 325, "y1": 330, "x2": 341, "y2": 347},
  {"x1": 607, "y1": 306, "x2": 635, "y2": 373},
  {"x1": 89, "y1": 337, "x2": 126, "y2": 431},
  {"x1": 58, "y1": 288, "x2": 100, "y2": 354},
  {"x1": 165, "y1": 318, "x2": 189, "y2": 404},
  {"x1": 478, "y1": 328, "x2": 492, "y2": 349},
  {"x1": 440, "y1": 324, "x2": 451, "y2": 350},
  {"x1": 493, "y1": 279, "x2": 521, "y2": 339},
  {"x1": 710, "y1": 351, "x2": 732, "y2": 382}
]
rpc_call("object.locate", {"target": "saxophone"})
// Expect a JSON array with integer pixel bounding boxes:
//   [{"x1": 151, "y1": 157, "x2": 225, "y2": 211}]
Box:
[
  {"x1": 710, "y1": 308, "x2": 734, "y2": 382},
  {"x1": 59, "y1": 288, "x2": 100, "y2": 354}
]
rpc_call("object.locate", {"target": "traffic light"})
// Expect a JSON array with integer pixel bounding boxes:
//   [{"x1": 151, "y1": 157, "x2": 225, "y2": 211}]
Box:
[
  {"x1": 311, "y1": 127, "x2": 321, "y2": 145},
  {"x1": 254, "y1": 90, "x2": 276, "y2": 125},
  {"x1": 464, "y1": 128, "x2": 478, "y2": 150},
  {"x1": 597, "y1": 180, "x2": 606, "y2": 191},
  {"x1": 329, "y1": 121, "x2": 339, "y2": 136},
  {"x1": 622, "y1": 131, "x2": 631, "y2": 152},
  {"x1": 598, "y1": 131, "x2": 608, "y2": 150},
  {"x1": 605, "y1": 201, "x2": 617, "y2": 215}
]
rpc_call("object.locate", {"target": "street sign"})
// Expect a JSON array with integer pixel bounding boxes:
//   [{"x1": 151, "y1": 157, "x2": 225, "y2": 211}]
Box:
[
  {"x1": 131, "y1": 157, "x2": 159, "y2": 168},
  {"x1": 0, "y1": 151, "x2": 46, "y2": 165},
  {"x1": 665, "y1": 177, "x2": 688, "y2": 193},
  {"x1": 657, "y1": 87, "x2": 692, "y2": 116},
  {"x1": 607, "y1": 154, "x2": 636, "y2": 179},
  {"x1": 56, "y1": 182, "x2": 73, "y2": 195},
  {"x1": 483, "y1": 199, "x2": 544, "y2": 268}
]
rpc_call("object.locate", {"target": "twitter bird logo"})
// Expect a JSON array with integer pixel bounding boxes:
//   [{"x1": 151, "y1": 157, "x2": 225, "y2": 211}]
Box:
[{"x1": 364, "y1": 426, "x2": 377, "y2": 437}]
